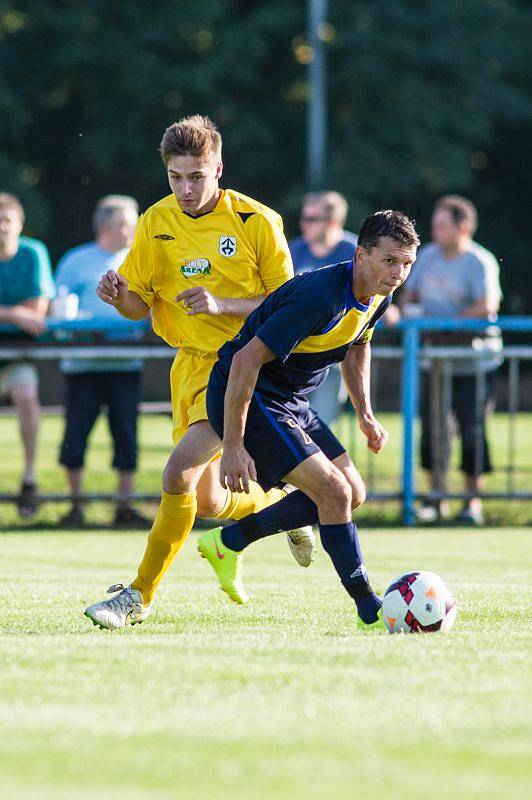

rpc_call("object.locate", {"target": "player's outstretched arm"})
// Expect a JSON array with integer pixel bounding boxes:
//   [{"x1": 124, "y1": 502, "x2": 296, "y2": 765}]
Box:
[
  {"x1": 97, "y1": 270, "x2": 150, "y2": 320},
  {"x1": 220, "y1": 336, "x2": 275, "y2": 492},
  {"x1": 176, "y1": 287, "x2": 266, "y2": 320},
  {"x1": 341, "y1": 344, "x2": 389, "y2": 454}
]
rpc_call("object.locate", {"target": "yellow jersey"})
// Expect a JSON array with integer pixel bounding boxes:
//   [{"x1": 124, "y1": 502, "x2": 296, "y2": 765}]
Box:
[{"x1": 119, "y1": 188, "x2": 293, "y2": 352}]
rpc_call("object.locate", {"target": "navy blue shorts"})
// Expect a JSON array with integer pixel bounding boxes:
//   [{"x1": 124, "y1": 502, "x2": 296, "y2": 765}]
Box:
[
  {"x1": 207, "y1": 369, "x2": 345, "y2": 491},
  {"x1": 59, "y1": 371, "x2": 141, "y2": 470}
]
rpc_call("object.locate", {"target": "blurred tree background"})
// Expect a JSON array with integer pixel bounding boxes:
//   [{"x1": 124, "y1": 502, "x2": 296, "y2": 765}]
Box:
[{"x1": 1, "y1": 0, "x2": 531, "y2": 310}]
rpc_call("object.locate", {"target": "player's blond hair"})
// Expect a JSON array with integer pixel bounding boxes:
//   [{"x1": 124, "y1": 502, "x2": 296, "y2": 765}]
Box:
[
  {"x1": 0, "y1": 192, "x2": 25, "y2": 223},
  {"x1": 160, "y1": 115, "x2": 222, "y2": 164}
]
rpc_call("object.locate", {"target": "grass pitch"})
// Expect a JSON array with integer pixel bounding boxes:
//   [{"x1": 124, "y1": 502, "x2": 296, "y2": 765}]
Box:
[
  {"x1": 1, "y1": 526, "x2": 531, "y2": 800},
  {"x1": 0, "y1": 411, "x2": 531, "y2": 528}
]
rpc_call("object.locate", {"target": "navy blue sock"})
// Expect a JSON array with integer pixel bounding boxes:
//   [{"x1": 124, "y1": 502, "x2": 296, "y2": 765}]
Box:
[
  {"x1": 221, "y1": 490, "x2": 319, "y2": 552},
  {"x1": 319, "y1": 522, "x2": 381, "y2": 624}
]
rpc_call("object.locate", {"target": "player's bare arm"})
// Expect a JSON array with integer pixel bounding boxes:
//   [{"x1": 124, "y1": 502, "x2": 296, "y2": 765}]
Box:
[
  {"x1": 96, "y1": 269, "x2": 149, "y2": 320},
  {"x1": 176, "y1": 287, "x2": 267, "y2": 319},
  {"x1": 220, "y1": 336, "x2": 274, "y2": 492},
  {"x1": 341, "y1": 343, "x2": 389, "y2": 454}
]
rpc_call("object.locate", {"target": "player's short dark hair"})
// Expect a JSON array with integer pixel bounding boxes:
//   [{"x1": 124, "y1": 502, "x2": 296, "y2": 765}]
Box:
[
  {"x1": 160, "y1": 115, "x2": 222, "y2": 164},
  {"x1": 435, "y1": 195, "x2": 478, "y2": 235},
  {"x1": 358, "y1": 210, "x2": 420, "y2": 250}
]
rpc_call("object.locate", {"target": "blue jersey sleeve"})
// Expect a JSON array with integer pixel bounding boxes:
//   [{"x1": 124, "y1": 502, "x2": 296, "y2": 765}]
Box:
[{"x1": 255, "y1": 292, "x2": 333, "y2": 362}]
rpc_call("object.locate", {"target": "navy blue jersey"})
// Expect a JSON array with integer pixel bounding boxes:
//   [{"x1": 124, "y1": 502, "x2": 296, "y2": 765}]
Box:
[{"x1": 216, "y1": 261, "x2": 391, "y2": 398}]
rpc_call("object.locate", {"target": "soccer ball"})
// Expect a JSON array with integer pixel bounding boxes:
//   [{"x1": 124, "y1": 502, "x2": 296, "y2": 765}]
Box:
[{"x1": 382, "y1": 571, "x2": 457, "y2": 634}]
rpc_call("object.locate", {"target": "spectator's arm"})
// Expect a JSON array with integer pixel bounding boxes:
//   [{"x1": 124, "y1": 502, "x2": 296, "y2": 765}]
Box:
[
  {"x1": 463, "y1": 250, "x2": 501, "y2": 318},
  {"x1": 0, "y1": 297, "x2": 48, "y2": 336},
  {"x1": 21, "y1": 296, "x2": 49, "y2": 317},
  {"x1": 380, "y1": 303, "x2": 402, "y2": 327},
  {"x1": 398, "y1": 286, "x2": 418, "y2": 309},
  {"x1": 458, "y1": 296, "x2": 499, "y2": 318}
]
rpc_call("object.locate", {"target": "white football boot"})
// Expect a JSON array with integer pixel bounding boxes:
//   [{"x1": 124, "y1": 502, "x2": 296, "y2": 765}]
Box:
[
  {"x1": 281, "y1": 483, "x2": 317, "y2": 567},
  {"x1": 286, "y1": 526, "x2": 316, "y2": 567},
  {"x1": 84, "y1": 583, "x2": 152, "y2": 630}
]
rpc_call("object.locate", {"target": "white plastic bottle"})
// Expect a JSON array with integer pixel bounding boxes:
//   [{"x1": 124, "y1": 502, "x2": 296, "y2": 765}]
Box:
[{"x1": 52, "y1": 286, "x2": 79, "y2": 320}]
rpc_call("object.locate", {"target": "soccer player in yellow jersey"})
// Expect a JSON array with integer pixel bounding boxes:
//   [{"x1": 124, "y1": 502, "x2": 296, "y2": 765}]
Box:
[{"x1": 84, "y1": 115, "x2": 315, "y2": 629}]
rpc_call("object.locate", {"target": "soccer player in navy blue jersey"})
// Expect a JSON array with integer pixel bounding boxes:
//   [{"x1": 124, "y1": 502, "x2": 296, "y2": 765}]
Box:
[{"x1": 198, "y1": 210, "x2": 419, "y2": 626}]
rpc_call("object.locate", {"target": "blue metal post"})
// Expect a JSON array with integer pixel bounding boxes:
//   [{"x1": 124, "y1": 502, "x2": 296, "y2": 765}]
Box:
[{"x1": 401, "y1": 322, "x2": 420, "y2": 525}]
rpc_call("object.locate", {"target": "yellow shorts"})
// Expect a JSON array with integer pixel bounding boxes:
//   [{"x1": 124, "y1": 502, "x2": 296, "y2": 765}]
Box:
[{"x1": 170, "y1": 347, "x2": 219, "y2": 444}]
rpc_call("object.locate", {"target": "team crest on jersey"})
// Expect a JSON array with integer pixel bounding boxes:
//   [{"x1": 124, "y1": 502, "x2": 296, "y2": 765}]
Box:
[
  {"x1": 180, "y1": 258, "x2": 211, "y2": 279},
  {"x1": 219, "y1": 235, "x2": 237, "y2": 257}
]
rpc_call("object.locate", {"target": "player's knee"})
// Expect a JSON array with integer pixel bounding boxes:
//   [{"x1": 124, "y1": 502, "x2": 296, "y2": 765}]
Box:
[
  {"x1": 318, "y1": 469, "x2": 352, "y2": 510},
  {"x1": 350, "y1": 475, "x2": 366, "y2": 509},
  {"x1": 162, "y1": 458, "x2": 190, "y2": 494},
  {"x1": 195, "y1": 493, "x2": 221, "y2": 518}
]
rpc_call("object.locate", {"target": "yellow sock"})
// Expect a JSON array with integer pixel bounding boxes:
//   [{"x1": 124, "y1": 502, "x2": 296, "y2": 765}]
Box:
[
  {"x1": 211, "y1": 482, "x2": 286, "y2": 521},
  {"x1": 131, "y1": 491, "x2": 197, "y2": 605}
]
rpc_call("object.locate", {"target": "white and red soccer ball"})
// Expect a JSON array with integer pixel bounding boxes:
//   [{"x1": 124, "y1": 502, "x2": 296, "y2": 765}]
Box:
[{"x1": 382, "y1": 570, "x2": 457, "y2": 634}]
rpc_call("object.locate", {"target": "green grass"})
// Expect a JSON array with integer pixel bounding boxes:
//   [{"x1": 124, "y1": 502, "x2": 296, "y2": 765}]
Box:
[
  {"x1": 1, "y1": 527, "x2": 531, "y2": 800},
  {"x1": 0, "y1": 411, "x2": 530, "y2": 527}
]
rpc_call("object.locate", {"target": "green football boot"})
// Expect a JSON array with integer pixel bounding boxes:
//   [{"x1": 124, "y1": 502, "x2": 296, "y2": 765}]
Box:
[{"x1": 197, "y1": 527, "x2": 249, "y2": 605}]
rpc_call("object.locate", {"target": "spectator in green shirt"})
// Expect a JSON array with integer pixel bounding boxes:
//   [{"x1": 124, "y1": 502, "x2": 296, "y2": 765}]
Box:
[{"x1": 0, "y1": 193, "x2": 54, "y2": 516}]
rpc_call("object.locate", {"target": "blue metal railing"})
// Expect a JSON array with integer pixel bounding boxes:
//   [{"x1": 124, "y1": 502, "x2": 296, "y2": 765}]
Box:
[
  {"x1": 1, "y1": 315, "x2": 531, "y2": 521},
  {"x1": 0, "y1": 317, "x2": 149, "y2": 335},
  {"x1": 399, "y1": 317, "x2": 532, "y2": 525}
]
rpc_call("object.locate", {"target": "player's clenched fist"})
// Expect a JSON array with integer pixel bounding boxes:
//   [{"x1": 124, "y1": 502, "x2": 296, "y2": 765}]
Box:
[
  {"x1": 176, "y1": 286, "x2": 224, "y2": 316},
  {"x1": 96, "y1": 270, "x2": 129, "y2": 305},
  {"x1": 359, "y1": 414, "x2": 389, "y2": 454}
]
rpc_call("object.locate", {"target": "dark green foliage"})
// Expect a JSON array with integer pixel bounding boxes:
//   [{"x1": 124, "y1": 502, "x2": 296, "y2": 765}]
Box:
[{"x1": 0, "y1": 1, "x2": 530, "y2": 307}]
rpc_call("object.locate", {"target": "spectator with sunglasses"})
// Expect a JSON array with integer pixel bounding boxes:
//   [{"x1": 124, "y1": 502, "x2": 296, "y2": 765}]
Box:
[{"x1": 289, "y1": 192, "x2": 357, "y2": 423}]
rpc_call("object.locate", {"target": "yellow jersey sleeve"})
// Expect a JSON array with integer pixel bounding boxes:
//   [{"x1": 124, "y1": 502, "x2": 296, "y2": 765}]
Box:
[
  {"x1": 356, "y1": 327, "x2": 375, "y2": 345},
  {"x1": 118, "y1": 212, "x2": 155, "y2": 307},
  {"x1": 248, "y1": 212, "x2": 293, "y2": 293}
]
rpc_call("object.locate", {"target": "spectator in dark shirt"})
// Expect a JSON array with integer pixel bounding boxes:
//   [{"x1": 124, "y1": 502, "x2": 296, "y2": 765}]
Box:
[
  {"x1": 289, "y1": 192, "x2": 358, "y2": 424},
  {"x1": 289, "y1": 191, "x2": 358, "y2": 274}
]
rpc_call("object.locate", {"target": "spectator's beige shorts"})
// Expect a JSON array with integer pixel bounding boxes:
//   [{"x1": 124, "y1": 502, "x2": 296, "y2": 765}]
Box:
[{"x1": 0, "y1": 363, "x2": 38, "y2": 398}]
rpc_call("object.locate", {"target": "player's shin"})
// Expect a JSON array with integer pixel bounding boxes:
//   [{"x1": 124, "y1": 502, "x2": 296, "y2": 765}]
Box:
[
  {"x1": 221, "y1": 489, "x2": 319, "y2": 551},
  {"x1": 131, "y1": 491, "x2": 197, "y2": 605},
  {"x1": 319, "y1": 522, "x2": 382, "y2": 624}
]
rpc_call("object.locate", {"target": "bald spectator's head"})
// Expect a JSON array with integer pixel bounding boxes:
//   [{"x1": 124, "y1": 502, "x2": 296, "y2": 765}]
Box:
[{"x1": 93, "y1": 195, "x2": 139, "y2": 253}]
